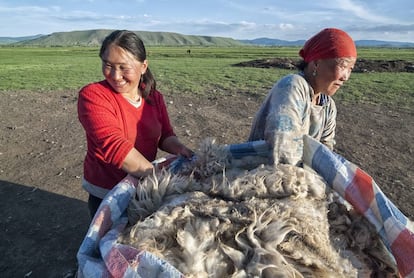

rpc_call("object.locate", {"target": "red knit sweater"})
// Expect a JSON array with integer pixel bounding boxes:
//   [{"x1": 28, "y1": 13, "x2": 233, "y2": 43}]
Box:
[{"x1": 78, "y1": 80, "x2": 175, "y2": 189}]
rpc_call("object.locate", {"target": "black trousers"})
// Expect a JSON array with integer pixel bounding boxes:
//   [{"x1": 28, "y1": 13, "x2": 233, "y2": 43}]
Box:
[{"x1": 88, "y1": 194, "x2": 103, "y2": 219}]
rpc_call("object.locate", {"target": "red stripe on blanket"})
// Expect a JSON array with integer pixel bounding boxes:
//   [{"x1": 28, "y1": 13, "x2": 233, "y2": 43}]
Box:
[
  {"x1": 345, "y1": 168, "x2": 375, "y2": 214},
  {"x1": 95, "y1": 205, "x2": 113, "y2": 238},
  {"x1": 391, "y1": 229, "x2": 414, "y2": 277},
  {"x1": 104, "y1": 246, "x2": 129, "y2": 276}
]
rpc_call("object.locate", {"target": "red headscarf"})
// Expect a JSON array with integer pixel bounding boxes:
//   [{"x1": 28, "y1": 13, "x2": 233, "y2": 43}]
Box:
[{"x1": 299, "y1": 28, "x2": 357, "y2": 62}]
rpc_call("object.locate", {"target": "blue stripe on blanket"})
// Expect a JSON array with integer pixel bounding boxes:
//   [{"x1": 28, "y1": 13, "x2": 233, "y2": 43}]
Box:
[
  {"x1": 225, "y1": 140, "x2": 271, "y2": 159},
  {"x1": 168, "y1": 141, "x2": 271, "y2": 173}
]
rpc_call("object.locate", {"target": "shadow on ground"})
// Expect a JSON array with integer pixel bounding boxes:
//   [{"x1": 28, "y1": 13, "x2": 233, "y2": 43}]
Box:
[{"x1": 0, "y1": 180, "x2": 90, "y2": 278}]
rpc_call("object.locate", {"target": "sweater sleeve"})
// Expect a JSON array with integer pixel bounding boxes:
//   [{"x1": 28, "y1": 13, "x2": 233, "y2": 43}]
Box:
[
  {"x1": 320, "y1": 98, "x2": 337, "y2": 150},
  {"x1": 263, "y1": 75, "x2": 310, "y2": 166},
  {"x1": 78, "y1": 83, "x2": 133, "y2": 168}
]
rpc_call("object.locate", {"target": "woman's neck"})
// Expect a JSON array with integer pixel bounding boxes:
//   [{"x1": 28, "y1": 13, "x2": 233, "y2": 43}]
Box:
[
  {"x1": 122, "y1": 90, "x2": 141, "y2": 102},
  {"x1": 302, "y1": 68, "x2": 321, "y2": 104}
]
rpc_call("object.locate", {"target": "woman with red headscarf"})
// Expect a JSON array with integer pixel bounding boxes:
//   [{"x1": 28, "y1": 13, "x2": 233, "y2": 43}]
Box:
[{"x1": 248, "y1": 28, "x2": 357, "y2": 166}]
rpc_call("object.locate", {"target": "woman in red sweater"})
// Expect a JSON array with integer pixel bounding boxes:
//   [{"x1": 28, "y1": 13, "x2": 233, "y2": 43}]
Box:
[{"x1": 78, "y1": 30, "x2": 193, "y2": 217}]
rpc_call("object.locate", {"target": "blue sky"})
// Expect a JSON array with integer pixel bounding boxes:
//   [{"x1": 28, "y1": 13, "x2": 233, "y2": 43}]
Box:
[{"x1": 1, "y1": 0, "x2": 413, "y2": 42}]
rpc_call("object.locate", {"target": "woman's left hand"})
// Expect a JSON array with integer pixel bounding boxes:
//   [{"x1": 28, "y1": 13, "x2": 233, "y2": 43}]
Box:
[{"x1": 179, "y1": 146, "x2": 194, "y2": 159}]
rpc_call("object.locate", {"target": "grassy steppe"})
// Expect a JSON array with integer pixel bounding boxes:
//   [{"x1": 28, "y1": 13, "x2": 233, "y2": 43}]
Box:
[{"x1": 0, "y1": 46, "x2": 413, "y2": 108}]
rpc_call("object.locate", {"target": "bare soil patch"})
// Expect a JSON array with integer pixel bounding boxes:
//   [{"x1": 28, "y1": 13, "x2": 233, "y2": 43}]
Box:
[
  {"x1": 234, "y1": 57, "x2": 414, "y2": 73},
  {"x1": 0, "y1": 58, "x2": 413, "y2": 277}
]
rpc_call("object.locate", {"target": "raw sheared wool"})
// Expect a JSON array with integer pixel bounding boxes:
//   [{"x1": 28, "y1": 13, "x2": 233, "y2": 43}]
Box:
[{"x1": 119, "y1": 139, "x2": 398, "y2": 277}]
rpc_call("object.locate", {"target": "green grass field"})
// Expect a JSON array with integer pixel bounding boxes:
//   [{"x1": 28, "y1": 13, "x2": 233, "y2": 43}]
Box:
[{"x1": 0, "y1": 46, "x2": 413, "y2": 108}]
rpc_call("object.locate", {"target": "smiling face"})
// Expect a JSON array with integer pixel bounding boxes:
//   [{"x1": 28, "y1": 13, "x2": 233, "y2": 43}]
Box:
[
  {"x1": 313, "y1": 57, "x2": 356, "y2": 96},
  {"x1": 101, "y1": 44, "x2": 147, "y2": 97}
]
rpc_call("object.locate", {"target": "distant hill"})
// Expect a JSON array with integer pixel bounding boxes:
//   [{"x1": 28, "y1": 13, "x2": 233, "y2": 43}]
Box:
[
  {"x1": 3, "y1": 29, "x2": 244, "y2": 47},
  {"x1": 239, "y1": 38, "x2": 306, "y2": 46},
  {"x1": 240, "y1": 37, "x2": 414, "y2": 48},
  {"x1": 0, "y1": 34, "x2": 44, "y2": 45},
  {"x1": 354, "y1": 40, "x2": 414, "y2": 48},
  {"x1": 1, "y1": 30, "x2": 413, "y2": 48}
]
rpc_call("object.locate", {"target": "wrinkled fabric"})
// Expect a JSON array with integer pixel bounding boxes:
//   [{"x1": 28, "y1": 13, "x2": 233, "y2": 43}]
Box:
[
  {"x1": 299, "y1": 28, "x2": 357, "y2": 62},
  {"x1": 248, "y1": 73, "x2": 336, "y2": 166},
  {"x1": 76, "y1": 175, "x2": 184, "y2": 278},
  {"x1": 303, "y1": 135, "x2": 414, "y2": 278}
]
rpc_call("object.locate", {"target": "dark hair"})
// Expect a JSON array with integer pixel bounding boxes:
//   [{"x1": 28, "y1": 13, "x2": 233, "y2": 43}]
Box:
[
  {"x1": 296, "y1": 60, "x2": 307, "y2": 71},
  {"x1": 99, "y1": 30, "x2": 156, "y2": 99}
]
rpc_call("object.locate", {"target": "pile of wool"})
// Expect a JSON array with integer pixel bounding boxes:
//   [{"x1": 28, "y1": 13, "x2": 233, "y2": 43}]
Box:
[{"x1": 118, "y1": 139, "x2": 398, "y2": 277}]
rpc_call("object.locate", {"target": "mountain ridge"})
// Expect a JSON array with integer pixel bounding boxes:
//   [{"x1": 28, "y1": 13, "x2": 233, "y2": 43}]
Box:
[
  {"x1": 1, "y1": 29, "x2": 413, "y2": 48},
  {"x1": 0, "y1": 29, "x2": 243, "y2": 47},
  {"x1": 241, "y1": 37, "x2": 414, "y2": 48}
]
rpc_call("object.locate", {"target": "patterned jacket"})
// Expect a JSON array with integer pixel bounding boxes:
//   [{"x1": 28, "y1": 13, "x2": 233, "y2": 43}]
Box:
[{"x1": 248, "y1": 73, "x2": 336, "y2": 166}]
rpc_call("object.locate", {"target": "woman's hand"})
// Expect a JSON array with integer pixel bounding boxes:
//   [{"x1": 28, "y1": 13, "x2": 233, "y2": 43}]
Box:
[
  {"x1": 161, "y1": 136, "x2": 194, "y2": 159},
  {"x1": 178, "y1": 145, "x2": 194, "y2": 159}
]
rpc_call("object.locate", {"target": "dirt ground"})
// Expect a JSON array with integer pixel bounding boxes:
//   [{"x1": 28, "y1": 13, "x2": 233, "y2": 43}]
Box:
[{"x1": 0, "y1": 59, "x2": 413, "y2": 277}]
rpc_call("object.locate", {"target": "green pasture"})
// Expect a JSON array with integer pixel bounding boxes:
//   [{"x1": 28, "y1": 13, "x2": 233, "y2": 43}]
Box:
[{"x1": 0, "y1": 46, "x2": 413, "y2": 108}]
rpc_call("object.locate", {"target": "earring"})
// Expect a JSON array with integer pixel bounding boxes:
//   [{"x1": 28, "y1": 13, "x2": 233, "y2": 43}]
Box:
[
  {"x1": 312, "y1": 69, "x2": 317, "y2": 77},
  {"x1": 140, "y1": 73, "x2": 144, "y2": 83}
]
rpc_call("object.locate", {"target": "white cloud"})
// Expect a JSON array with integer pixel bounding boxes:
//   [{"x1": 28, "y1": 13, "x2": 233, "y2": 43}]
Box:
[
  {"x1": 335, "y1": 0, "x2": 393, "y2": 23},
  {"x1": 279, "y1": 23, "x2": 294, "y2": 30}
]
